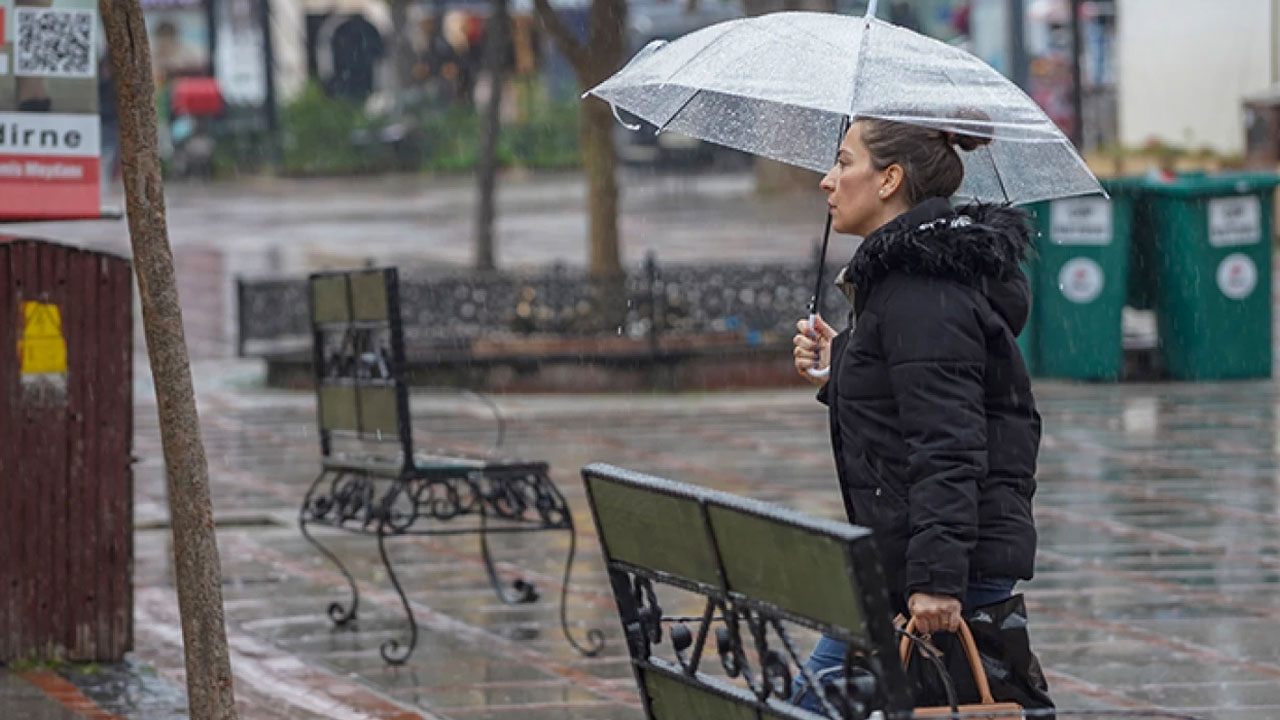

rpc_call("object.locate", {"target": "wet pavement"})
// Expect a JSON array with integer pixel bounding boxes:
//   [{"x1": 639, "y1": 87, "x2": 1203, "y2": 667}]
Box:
[
  {"x1": 3, "y1": 363, "x2": 1253, "y2": 719},
  {"x1": 8, "y1": 365, "x2": 1280, "y2": 718},
  {"x1": 5, "y1": 173, "x2": 1280, "y2": 718}
]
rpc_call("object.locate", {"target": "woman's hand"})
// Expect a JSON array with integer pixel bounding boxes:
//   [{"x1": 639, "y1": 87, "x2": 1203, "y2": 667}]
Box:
[
  {"x1": 908, "y1": 592, "x2": 962, "y2": 635},
  {"x1": 794, "y1": 315, "x2": 836, "y2": 385}
]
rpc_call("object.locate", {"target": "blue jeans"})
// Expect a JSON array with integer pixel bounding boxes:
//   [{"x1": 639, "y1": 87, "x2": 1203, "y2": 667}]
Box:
[{"x1": 790, "y1": 578, "x2": 1016, "y2": 711}]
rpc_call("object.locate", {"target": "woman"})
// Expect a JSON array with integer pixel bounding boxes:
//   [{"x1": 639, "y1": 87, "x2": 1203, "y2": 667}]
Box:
[{"x1": 791, "y1": 117, "x2": 1041, "y2": 706}]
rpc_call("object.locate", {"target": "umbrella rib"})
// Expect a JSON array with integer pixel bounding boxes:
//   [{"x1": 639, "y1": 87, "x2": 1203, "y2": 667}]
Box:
[
  {"x1": 846, "y1": 15, "x2": 878, "y2": 118},
  {"x1": 985, "y1": 144, "x2": 1011, "y2": 204},
  {"x1": 938, "y1": 63, "x2": 1012, "y2": 204},
  {"x1": 655, "y1": 89, "x2": 702, "y2": 135}
]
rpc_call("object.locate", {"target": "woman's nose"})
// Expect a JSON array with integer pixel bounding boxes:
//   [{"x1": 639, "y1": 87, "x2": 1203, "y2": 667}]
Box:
[{"x1": 820, "y1": 167, "x2": 836, "y2": 191}]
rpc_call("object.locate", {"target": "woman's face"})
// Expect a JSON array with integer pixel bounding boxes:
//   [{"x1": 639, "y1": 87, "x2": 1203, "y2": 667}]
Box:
[{"x1": 820, "y1": 122, "x2": 895, "y2": 237}]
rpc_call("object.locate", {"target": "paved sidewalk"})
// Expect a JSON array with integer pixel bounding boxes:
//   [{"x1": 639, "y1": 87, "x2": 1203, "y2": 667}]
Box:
[{"x1": 61, "y1": 361, "x2": 1277, "y2": 719}]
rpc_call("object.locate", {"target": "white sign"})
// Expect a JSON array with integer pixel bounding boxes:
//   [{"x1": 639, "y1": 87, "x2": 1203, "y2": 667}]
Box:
[
  {"x1": 1051, "y1": 197, "x2": 1112, "y2": 245},
  {"x1": 1216, "y1": 253, "x2": 1258, "y2": 300},
  {"x1": 0, "y1": 112, "x2": 100, "y2": 156},
  {"x1": 0, "y1": 54, "x2": 8, "y2": 75},
  {"x1": 1209, "y1": 196, "x2": 1262, "y2": 247},
  {"x1": 1058, "y1": 257, "x2": 1105, "y2": 304}
]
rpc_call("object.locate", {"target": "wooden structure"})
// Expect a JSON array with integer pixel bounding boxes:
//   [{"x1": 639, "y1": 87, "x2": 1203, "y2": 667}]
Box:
[{"x1": 0, "y1": 237, "x2": 134, "y2": 662}]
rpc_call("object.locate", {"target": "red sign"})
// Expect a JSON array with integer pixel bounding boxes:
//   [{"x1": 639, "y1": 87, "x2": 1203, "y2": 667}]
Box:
[
  {"x1": 0, "y1": 1, "x2": 102, "y2": 221},
  {"x1": 0, "y1": 114, "x2": 101, "y2": 219}
]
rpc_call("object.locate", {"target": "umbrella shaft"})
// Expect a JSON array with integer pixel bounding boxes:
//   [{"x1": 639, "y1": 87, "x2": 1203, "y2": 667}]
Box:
[
  {"x1": 809, "y1": 210, "x2": 834, "y2": 316},
  {"x1": 809, "y1": 115, "x2": 848, "y2": 317}
]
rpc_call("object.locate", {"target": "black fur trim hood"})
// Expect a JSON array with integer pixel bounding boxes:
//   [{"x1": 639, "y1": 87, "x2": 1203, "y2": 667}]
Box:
[{"x1": 839, "y1": 197, "x2": 1035, "y2": 334}]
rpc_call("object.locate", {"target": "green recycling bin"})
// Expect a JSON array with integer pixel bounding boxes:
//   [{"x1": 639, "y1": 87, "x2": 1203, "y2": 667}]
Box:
[
  {"x1": 1143, "y1": 172, "x2": 1280, "y2": 380},
  {"x1": 1105, "y1": 177, "x2": 1158, "y2": 311},
  {"x1": 1024, "y1": 186, "x2": 1135, "y2": 381}
]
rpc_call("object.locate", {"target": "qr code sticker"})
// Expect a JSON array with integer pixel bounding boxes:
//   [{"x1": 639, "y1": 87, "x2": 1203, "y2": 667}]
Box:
[{"x1": 15, "y1": 7, "x2": 95, "y2": 78}]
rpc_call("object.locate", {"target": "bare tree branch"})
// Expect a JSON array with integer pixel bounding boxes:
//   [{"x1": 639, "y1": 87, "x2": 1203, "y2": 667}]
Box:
[{"x1": 532, "y1": 0, "x2": 589, "y2": 73}]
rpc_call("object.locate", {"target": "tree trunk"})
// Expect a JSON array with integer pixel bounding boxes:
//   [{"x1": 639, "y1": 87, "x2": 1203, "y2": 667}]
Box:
[
  {"x1": 474, "y1": 0, "x2": 509, "y2": 271},
  {"x1": 580, "y1": 96, "x2": 620, "y2": 277},
  {"x1": 98, "y1": 3, "x2": 238, "y2": 720},
  {"x1": 532, "y1": 0, "x2": 625, "y2": 279},
  {"x1": 753, "y1": 159, "x2": 823, "y2": 196},
  {"x1": 388, "y1": 0, "x2": 417, "y2": 103},
  {"x1": 744, "y1": 0, "x2": 834, "y2": 196}
]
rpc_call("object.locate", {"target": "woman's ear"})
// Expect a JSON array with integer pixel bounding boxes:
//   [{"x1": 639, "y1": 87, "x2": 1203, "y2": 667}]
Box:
[{"x1": 880, "y1": 163, "x2": 905, "y2": 201}]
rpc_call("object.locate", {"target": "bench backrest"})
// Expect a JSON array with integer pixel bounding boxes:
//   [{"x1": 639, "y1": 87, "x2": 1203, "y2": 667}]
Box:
[
  {"x1": 309, "y1": 268, "x2": 414, "y2": 471},
  {"x1": 582, "y1": 463, "x2": 911, "y2": 719}
]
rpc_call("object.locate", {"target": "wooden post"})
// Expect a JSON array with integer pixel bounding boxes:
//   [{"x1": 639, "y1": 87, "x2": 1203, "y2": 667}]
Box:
[{"x1": 97, "y1": 1, "x2": 239, "y2": 718}]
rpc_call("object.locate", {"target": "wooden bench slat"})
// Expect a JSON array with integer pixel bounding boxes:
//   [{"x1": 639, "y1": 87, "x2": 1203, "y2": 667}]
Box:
[
  {"x1": 357, "y1": 385, "x2": 400, "y2": 436},
  {"x1": 643, "y1": 668, "x2": 761, "y2": 720},
  {"x1": 319, "y1": 385, "x2": 359, "y2": 433},
  {"x1": 708, "y1": 503, "x2": 867, "y2": 639},
  {"x1": 311, "y1": 274, "x2": 350, "y2": 324},
  {"x1": 586, "y1": 474, "x2": 721, "y2": 588},
  {"x1": 351, "y1": 271, "x2": 391, "y2": 322}
]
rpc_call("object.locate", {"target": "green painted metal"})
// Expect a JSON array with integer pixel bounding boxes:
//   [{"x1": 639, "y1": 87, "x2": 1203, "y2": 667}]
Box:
[
  {"x1": 587, "y1": 475, "x2": 722, "y2": 587},
  {"x1": 358, "y1": 386, "x2": 400, "y2": 435},
  {"x1": 1024, "y1": 185, "x2": 1134, "y2": 381},
  {"x1": 1107, "y1": 177, "x2": 1159, "y2": 311},
  {"x1": 351, "y1": 271, "x2": 390, "y2": 322},
  {"x1": 311, "y1": 274, "x2": 350, "y2": 324},
  {"x1": 1143, "y1": 173, "x2": 1280, "y2": 379},
  {"x1": 319, "y1": 385, "x2": 358, "y2": 432},
  {"x1": 707, "y1": 504, "x2": 865, "y2": 637},
  {"x1": 643, "y1": 671, "x2": 758, "y2": 720}
]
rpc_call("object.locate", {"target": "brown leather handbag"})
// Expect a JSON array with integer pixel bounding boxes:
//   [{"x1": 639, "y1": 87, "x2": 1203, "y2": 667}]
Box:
[{"x1": 900, "y1": 617, "x2": 1024, "y2": 719}]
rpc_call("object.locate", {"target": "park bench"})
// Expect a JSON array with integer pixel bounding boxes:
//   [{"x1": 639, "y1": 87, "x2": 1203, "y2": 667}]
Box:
[
  {"x1": 298, "y1": 267, "x2": 602, "y2": 664},
  {"x1": 581, "y1": 463, "x2": 915, "y2": 720}
]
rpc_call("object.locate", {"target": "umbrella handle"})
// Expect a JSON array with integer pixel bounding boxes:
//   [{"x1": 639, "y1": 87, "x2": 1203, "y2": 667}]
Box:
[{"x1": 805, "y1": 312, "x2": 831, "y2": 379}]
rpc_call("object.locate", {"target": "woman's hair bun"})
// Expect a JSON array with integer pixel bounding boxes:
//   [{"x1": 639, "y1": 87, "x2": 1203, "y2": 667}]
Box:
[
  {"x1": 945, "y1": 131, "x2": 993, "y2": 152},
  {"x1": 945, "y1": 107, "x2": 994, "y2": 151}
]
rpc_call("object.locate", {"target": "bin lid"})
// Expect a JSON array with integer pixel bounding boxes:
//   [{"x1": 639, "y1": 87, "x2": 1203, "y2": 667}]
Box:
[
  {"x1": 1098, "y1": 176, "x2": 1149, "y2": 195},
  {"x1": 1140, "y1": 171, "x2": 1280, "y2": 197}
]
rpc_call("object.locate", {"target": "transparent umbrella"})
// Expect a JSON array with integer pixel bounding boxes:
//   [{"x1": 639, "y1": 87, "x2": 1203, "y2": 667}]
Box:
[
  {"x1": 587, "y1": 2, "x2": 1103, "y2": 376},
  {"x1": 588, "y1": 7, "x2": 1102, "y2": 206}
]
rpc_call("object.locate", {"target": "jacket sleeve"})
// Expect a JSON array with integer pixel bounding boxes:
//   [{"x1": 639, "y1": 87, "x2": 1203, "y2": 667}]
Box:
[
  {"x1": 877, "y1": 278, "x2": 986, "y2": 600},
  {"x1": 816, "y1": 329, "x2": 851, "y2": 407}
]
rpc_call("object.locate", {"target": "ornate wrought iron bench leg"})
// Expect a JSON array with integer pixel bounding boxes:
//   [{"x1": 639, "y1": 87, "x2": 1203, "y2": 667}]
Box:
[
  {"x1": 558, "y1": 524, "x2": 606, "y2": 657},
  {"x1": 300, "y1": 473, "x2": 360, "y2": 626},
  {"x1": 479, "y1": 511, "x2": 539, "y2": 605},
  {"x1": 377, "y1": 527, "x2": 418, "y2": 665}
]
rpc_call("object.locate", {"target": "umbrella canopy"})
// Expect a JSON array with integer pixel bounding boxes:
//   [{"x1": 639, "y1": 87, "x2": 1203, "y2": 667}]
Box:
[{"x1": 588, "y1": 11, "x2": 1102, "y2": 206}]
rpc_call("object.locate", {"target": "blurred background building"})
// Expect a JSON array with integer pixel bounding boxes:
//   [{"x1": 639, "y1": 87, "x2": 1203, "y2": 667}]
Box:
[{"x1": 106, "y1": 0, "x2": 1280, "y2": 177}]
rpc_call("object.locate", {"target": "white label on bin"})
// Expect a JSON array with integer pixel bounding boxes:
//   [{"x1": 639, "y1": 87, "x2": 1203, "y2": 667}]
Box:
[
  {"x1": 1058, "y1": 258, "x2": 1105, "y2": 304},
  {"x1": 1216, "y1": 253, "x2": 1257, "y2": 300},
  {"x1": 1209, "y1": 196, "x2": 1262, "y2": 247},
  {"x1": 1050, "y1": 197, "x2": 1112, "y2": 245}
]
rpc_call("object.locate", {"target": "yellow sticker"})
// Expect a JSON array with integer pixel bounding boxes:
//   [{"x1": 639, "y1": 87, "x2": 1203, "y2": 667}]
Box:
[{"x1": 19, "y1": 301, "x2": 68, "y2": 375}]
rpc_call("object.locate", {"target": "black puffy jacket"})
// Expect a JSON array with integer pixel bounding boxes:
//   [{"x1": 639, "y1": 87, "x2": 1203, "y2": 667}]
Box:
[{"x1": 819, "y1": 197, "x2": 1041, "y2": 602}]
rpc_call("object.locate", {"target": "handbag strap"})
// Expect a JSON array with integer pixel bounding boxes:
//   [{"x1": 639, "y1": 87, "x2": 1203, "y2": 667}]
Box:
[{"x1": 899, "y1": 617, "x2": 996, "y2": 705}]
